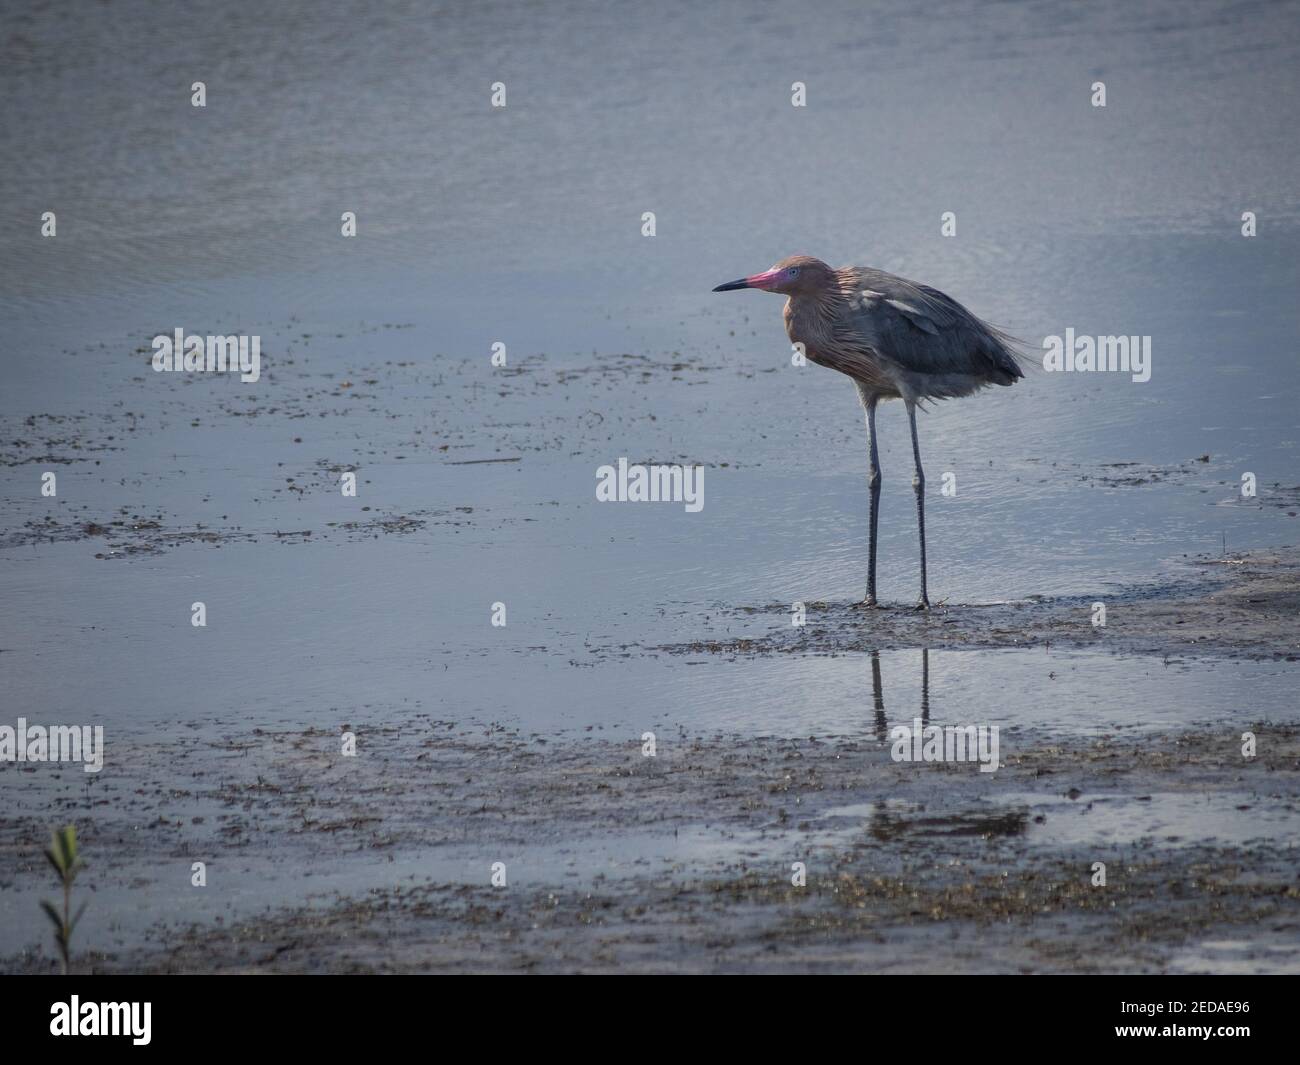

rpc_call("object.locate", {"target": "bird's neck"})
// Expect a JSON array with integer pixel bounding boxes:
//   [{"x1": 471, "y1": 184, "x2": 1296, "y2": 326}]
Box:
[{"x1": 785, "y1": 286, "x2": 844, "y2": 333}]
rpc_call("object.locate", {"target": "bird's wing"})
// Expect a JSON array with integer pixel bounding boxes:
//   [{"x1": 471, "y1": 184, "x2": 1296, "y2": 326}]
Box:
[
  {"x1": 881, "y1": 297, "x2": 941, "y2": 335},
  {"x1": 843, "y1": 270, "x2": 1023, "y2": 381}
]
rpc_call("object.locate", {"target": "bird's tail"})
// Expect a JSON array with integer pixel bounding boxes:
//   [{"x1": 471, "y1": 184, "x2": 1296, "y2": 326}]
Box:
[{"x1": 983, "y1": 323, "x2": 1034, "y2": 385}]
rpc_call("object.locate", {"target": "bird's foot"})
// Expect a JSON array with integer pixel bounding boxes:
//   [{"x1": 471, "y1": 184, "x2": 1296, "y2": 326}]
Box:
[
  {"x1": 914, "y1": 597, "x2": 930, "y2": 611},
  {"x1": 862, "y1": 595, "x2": 879, "y2": 608}
]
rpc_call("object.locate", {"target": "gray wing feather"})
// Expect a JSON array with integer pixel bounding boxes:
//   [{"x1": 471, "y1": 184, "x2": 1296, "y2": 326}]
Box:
[
  {"x1": 883, "y1": 298, "x2": 941, "y2": 335},
  {"x1": 843, "y1": 268, "x2": 1024, "y2": 384}
]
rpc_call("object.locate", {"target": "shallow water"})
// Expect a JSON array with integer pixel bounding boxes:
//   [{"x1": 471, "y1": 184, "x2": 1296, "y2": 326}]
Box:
[{"x1": 2, "y1": 0, "x2": 1299, "y2": 964}]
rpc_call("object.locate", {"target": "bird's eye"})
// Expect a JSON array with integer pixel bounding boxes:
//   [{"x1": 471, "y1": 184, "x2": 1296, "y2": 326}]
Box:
[{"x1": 788, "y1": 267, "x2": 800, "y2": 278}]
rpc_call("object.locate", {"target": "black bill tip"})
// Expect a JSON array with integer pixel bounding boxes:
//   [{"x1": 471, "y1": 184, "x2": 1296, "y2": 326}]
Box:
[{"x1": 712, "y1": 278, "x2": 750, "y2": 292}]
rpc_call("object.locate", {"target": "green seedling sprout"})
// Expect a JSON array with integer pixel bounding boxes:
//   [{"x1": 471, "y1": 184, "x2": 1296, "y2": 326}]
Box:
[{"x1": 41, "y1": 824, "x2": 87, "y2": 975}]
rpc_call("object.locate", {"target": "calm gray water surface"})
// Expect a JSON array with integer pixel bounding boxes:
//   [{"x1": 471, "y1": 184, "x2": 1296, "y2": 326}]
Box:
[{"x1": 1, "y1": 3, "x2": 1299, "y2": 954}]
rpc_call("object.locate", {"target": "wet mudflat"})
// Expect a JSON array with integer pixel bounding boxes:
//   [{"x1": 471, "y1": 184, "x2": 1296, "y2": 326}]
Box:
[
  {"x1": 3, "y1": 326, "x2": 1298, "y2": 972},
  {"x1": 2, "y1": 716, "x2": 1297, "y2": 973},
  {"x1": 663, "y1": 550, "x2": 1300, "y2": 662},
  {"x1": 3, "y1": 545, "x2": 1300, "y2": 973},
  {"x1": 3, "y1": 0, "x2": 1300, "y2": 973},
  {"x1": 2, "y1": 327, "x2": 1299, "y2": 972}
]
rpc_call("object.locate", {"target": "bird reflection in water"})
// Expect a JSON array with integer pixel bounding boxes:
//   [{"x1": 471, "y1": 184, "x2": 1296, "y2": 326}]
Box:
[{"x1": 869, "y1": 648, "x2": 930, "y2": 742}]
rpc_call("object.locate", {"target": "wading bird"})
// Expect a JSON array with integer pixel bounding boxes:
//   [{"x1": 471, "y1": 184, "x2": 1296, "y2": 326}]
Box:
[{"x1": 713, "y1": 255, "x2": 1024, "y2": 608}]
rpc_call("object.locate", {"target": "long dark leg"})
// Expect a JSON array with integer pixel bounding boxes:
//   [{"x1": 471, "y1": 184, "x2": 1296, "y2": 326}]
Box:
[
  {"x1": 863, "y1": 392, "x2": 881, "y2": 605},
  {"x1": 906, "y1": 401, "x2": 930, "y2": 609}
]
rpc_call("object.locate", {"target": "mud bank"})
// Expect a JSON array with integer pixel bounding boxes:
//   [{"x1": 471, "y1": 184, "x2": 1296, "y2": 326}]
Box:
[
  {"x1": 655, "y1": 548, "x2": 1300, "y2": 663},
  {"x1": 3, "y1": 548, "x2": 1299, "y2": 973},
  {"x1": 3, "y1": 721, "x2": 1297, "y2": 974}
]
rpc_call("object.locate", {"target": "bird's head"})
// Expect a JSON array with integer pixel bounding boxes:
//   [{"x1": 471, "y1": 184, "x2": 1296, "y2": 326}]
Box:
[{"x1": 712, "y1": 255, "x2": 832, "y2": 296}]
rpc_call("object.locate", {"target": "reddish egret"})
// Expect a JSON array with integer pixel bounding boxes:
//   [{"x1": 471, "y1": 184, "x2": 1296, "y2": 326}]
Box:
[{"x1": 713, "y1": 255, "x2": 1025, "y2": 608}]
